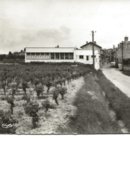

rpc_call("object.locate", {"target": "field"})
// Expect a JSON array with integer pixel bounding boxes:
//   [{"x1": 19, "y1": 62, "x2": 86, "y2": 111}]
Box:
[
  {"x1": 0, "y1": 63, "x2": 91, "y2": 134},
  {"x1": 0, "y1": 63, "x2": 129, "y2": 134}
]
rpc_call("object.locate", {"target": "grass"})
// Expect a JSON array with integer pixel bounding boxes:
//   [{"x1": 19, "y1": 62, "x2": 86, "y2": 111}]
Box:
[
  {"x1": 96, "y1": 70, "x2": 130, "y2": 131},
  {"x1": 121, "y1": 65, "x2": 130, "y2": 76},
  {"x1": 67, "y1": 71, "x2": 120, "y2": 134},
  {"x1": 122, "y1": 67, "x2": 130, "y2": 76},
  {"x1": 1, "y1": 62, "x2": 130, "y2": 134}
]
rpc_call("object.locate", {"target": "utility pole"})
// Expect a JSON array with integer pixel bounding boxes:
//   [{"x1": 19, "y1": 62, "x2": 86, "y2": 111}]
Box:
[
  {"x1": 91, "y1": 31, "x2": 95, "y2": 68},
  {"x1": 121, "y1": 41, "x2": 124, "y2": 71}
]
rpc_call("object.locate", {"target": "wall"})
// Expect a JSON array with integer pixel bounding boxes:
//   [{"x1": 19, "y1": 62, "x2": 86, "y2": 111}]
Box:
[
  {"x1": 25, "y1": 47, "x2": 75, "y2": 63},
  {"x1": 116, "y1": 40, "x2": 130, "y2": 63},
  {"x1": 75, "y1": 49, "x2": 100, "y2": 70},
  {"x1": 81, "y1": 44, "x2": 101, "y2": 53},
  {"x1": 25, "y1": 47, "x2": 101, "y2": 70}
]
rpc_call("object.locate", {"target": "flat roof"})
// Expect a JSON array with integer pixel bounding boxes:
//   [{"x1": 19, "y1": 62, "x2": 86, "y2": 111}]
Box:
[{"x1": 25, "y1": 47, "x2": 75, "y2": 53}]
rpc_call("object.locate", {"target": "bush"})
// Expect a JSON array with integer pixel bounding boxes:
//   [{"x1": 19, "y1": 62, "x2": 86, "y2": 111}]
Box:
[
  {"x1": 22, "y1": 81, "x2": 28, "y2": 94},
  {"x1": 52, "y1": 88, "x2": 59, "y2": 105},
  {"x1": 42, "y1": 99, "x2": 56, "y2": 112},
  {"x1": 22, "y1": 94, "x2": 31, "y2": 102},
  {"x1": 46, "y1": 80, "x2": 52, "y2": 93},
  {"x1": 59, "y1": 87, "x2": 67, "y2": 99},
  {"x1": 24, "y1": 101, "x2": 39, "y2": 128},
  {"x1": 6, "y1": 96, "x2": 15, "y2": 114},
  {"x1": 35, "y1": 83, "x2": 43, "y2": 98},
  {"x1": 0, "y1": 110, "x2": 17, "y2": 134}
]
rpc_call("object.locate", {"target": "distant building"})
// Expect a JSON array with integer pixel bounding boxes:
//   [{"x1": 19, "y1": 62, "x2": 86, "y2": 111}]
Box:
[
  {"x1": 25, "y1": 47, "x2": 75, "y2": 63},
  {"x1": 102, "y1": 47, "x2": 116, "y2": 63},
  {"x1": 80, "y1": 41, "x2": 102, "y2": 69},
  {"x1": 80, "y1": 41, "x2": 102, "y2": 53},
  {"x1": 116, "y1": 36, "x2": 130, "y2": 64},
  {"x1": 25, "y1": 42, "x2": 102, "y2": 70}
]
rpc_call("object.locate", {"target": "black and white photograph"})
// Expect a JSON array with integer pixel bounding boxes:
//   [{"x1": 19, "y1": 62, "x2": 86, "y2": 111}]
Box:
[
  {"x1": 1, "y1": 1, "x2": 130, "y2": 195},
  {"x1": 0, "y1": 0, "x2": 130, "y2": 134}
]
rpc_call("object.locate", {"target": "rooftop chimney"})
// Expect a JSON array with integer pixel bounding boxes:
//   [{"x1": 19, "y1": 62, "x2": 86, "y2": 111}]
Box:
[
  {"x1": 124, "y1": 36, "x2": 128, "y2": 42},
  {"x1": 56, "y1": 45, "x2": 59, "y2": 48}
]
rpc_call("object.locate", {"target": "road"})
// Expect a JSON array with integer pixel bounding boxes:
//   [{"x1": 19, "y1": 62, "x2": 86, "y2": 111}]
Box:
[{"x1": 102, "y1": 67, "x2": 130, "y2": 98}]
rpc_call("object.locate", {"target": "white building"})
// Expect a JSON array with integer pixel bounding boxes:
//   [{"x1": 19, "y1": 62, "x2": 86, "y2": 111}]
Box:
[
  {"x1": 75, "y1": 49, "x2": 100, "y2": 70},
  {"x1": 25, "y1": 42, "x2": 102, "y2": 70}
]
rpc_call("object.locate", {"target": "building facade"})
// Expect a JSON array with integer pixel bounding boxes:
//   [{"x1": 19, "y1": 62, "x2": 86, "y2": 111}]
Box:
[
  {"x1": 116, "y1": 37, "x2": 130, "y2": 64},
  {"x1": 25, "y1": 42, "x2": 102, "y2": 70}
]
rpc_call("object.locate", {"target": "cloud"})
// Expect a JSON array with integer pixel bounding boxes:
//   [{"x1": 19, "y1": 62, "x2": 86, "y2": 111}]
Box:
[
  {"x1": 22, "y1": 26, "x2": 72, "y2": 46},
  {"x1": 0, "y1": 21, "x2": 72, "y2": 53},
  {"x1": 0, "y1": 0, "x2": 130, "y2": 53}
]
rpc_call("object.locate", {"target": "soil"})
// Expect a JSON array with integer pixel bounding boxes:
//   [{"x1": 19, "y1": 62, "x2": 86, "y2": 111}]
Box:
[{"x1": 15, "y1": 77, "x2": 85, "y2": 134}]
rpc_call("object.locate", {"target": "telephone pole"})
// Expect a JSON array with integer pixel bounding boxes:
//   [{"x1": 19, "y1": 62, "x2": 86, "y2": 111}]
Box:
[
  {"x1": 91, "y1": 31, "x2": 95, "y2": 68},
  {"x1": 121, "y1": 41, "x2": 124, "y2": 71}
]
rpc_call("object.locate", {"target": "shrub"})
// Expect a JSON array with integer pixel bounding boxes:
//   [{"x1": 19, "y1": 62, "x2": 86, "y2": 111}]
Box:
[
  {"x1": 6, "y1": 96, "x2": 15, "y2": 114},
  {"x1": 42, "y1": 99, "x2": 56, "y2": 112},
  {"x1": 24, "y1": 101, "x2": 39, "y2": 129},
  {"x1": 22, "y1": 81, "x2": 28, "y2": 94},
  {"x1": 35, "y1": 83, "x2": 43, "y2": 98},
  {"x1": 10, "y1": 81, "x2": 17, "y2": 96},
  {"x1": 22, "y1": 94, "x2": 31, "y2": 102},
  {"x1": 1, "y1": 80, "x2": 6, "y2": 95},
  {"x1": 59, "y1": 87, "x2": 67, "y2": 100},
  {"x1": 0, "y1": 110, "x2": 17, "y2": 134},
  {"x1": 52, "y1": 88, "x2": 59, "y2": 105},
  {"x1": 46, "y1": 80, "x2": 52, "y2": 93}
]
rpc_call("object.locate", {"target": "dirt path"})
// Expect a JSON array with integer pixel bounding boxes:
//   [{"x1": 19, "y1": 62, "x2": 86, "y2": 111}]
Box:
[
  {"x1": 103, "y1": 68, "x2": 130, "y2": 98},
  {"x1": 16, "y1": 77, "x2": 84, "y2": 134}
]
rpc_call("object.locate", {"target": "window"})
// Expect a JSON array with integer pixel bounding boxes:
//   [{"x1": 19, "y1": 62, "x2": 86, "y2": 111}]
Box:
[
  {"x1": 65, "y1": 53, "x2": 69, "y2": 59},
  {"x1": 56, "y1": 53, "x2": 59, "y2": 59},
  {"x1": 51, "y1": 53, "x2": 55, "y2": 59},
  {"x1": 86, "y1": 56, "x2": 89, "y2": 61},
  {"x1": 35, "y1": 53, "x2": 40, "y2": 56},
  {"x1": 79, "y1": 55, "x2": 84, "y2": 59},
  {"x1": 69, "y1": 53, "x2": 74, "y2": 59},
  {"x1": 60, "y1": 53, "x2": 64, "y2": 59},
  {"x1": 26, "y1": 52, "x2": 31, "y2": 55}
]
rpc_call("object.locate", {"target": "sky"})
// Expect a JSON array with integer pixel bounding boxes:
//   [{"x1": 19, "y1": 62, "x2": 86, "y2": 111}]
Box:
[{"x1": 0, "y1": 0, "x2": 130, "y2": 53}]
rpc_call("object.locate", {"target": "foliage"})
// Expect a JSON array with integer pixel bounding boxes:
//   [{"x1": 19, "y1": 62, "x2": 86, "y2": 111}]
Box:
[
  {"x1": 35, "y1": 83, "x2": 43, "y2": 98},
  {"x1": 6, "y1": 96, "x2": 15, "y2": 114},
  {"x1": 24, "y1": 101, "x2": 39, "y2": 128},
  {"x1": 24, "y1": 101, "x2": 39, "y2": 117},
  {"x1": 42, "y1": 99, "x2": 56, "y2": 112},
  {"x1": 59, "y1": 87, "x2": 67, "y2": 99},
  {"x1": 22, "y1": 81, "x2": 28, "y2": 94},
  {"x1": 0, "y1": 110, "x2": 17, "y2": 134},
  {"x1": 0, "y1": 63, "x2": 92, "y2": 132},
  {"x1": 53, "y1": 88, "x2": 59, "y2": 105}
]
